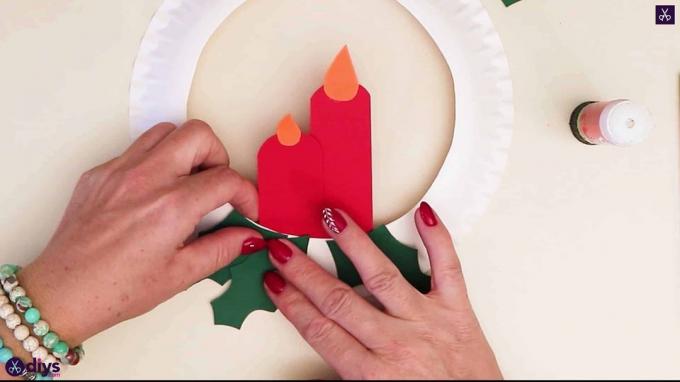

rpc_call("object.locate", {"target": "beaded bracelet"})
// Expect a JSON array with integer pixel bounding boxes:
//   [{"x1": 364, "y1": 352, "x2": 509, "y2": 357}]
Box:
[
  {"x1": 0, "y1": 280, "x2": 50, "y2": 365},
  {"x1": 1, "y1": 289, "x2": 53, "y2": 380},
  {"x1": 0, "y1": 264, "x2": 84, "y2": 366}
]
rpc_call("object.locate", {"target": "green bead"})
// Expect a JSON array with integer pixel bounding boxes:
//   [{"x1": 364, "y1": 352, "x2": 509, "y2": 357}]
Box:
[
  {"x1": 43, "y1": 332, "x2": 59, "y2": 349},
  {"x1": 33, "y1": 320, "x2": 49, "y2": 336},
  {"x1": 0, "y1": 347, "x2": 13, "y2": 363},
  {"x1": 24, "y1": 307, "x2": 40, "y2": 324},
  {"x1": 0, "y1": 264, "x2": 17, "y2": 279},
  {"x1": 0, "y1": 338, "x2": 3, "y2": 348},
  {"x1": 52, "y1": 341, "x2": 68, "y2": 357}
]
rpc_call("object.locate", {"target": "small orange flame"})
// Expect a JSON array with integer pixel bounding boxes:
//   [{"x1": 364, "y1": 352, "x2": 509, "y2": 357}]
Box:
[
  {"x1": 276, "y1": 114, "x2": 301, "y2": 146},
  {"x1": 323, "y1": 45, "x2": 359, "y2": 101}
]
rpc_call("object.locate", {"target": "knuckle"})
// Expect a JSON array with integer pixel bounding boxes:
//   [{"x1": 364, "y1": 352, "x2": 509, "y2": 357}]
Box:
[
  {"x1": 149, "y1": 190, "x2": 185, "y2": 224},
  {"x1": 137, "y1": 122, "x2": 175, "y2": 142},
  {"x1": 153, "y1": 121, "x2": 177, "y2": 131},
  {"x1": 303, "y1": 317, "x2": 335, "y2": 345},
  {"x1": 452, "y1": 317, "x2": 481, "y2": 344},
  {"x1": 212, "y1": 242, "x2": 233, "y2": 270},
  {"x1": 183, "y1": 119, "x2": 213, "y2": 137},
  {"x1": 120, "y1": 166, "x2": 148, "y2": 188},
  {"x1": 320, "y1": 287, "x2": 353, "y2": 319},
  {"x1": 78, "y1": 160, "x2": 116, "y2": 186},
  {"x1": 80, "y1": 167, "x2": 98, "y2": 180},
  {"x1": 364, "y1": 270, "x2": 400, "y2": 295},
  {"x1": 438, "y1": 264, "x2": 464, "y2": 284},
  {"x1": 288, "y1": 266, "x2": 317, "y2": 288},
  {"x1": 280, "y1": 293, "x2": 307, "y2": 315},
  {"x1": 213, "y1": 165, "x2": 238, "y2": 183},
  {"x1": 373, "y1": 339, "x2": 416, "y2": 364},
  {"x1": 413, "y1": 322, "x2": 437, "y2": 342},
  {"x1": 109, "y1": 166, "x2": 150, "y2": 196},
  {"x1": 78, "y1": 169, "x2": 98, "y2": 187},
  {"x1": 202, "y1": 166, "x2": 241, "y2": 196}
]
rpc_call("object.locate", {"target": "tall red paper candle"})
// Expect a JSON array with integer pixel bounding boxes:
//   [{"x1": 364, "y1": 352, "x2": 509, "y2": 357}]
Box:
[
  {"x1": 310, "y1": 46, "x2": 373, "y2": 232},
  {"x1": 257, "y1": 114, "x2": 326, "y2": 237}
]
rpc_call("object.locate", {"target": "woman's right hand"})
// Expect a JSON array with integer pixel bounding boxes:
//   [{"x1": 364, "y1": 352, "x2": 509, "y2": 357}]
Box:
[{"x1": 263, "y1": 204, "x2": 502, "y2": 380}]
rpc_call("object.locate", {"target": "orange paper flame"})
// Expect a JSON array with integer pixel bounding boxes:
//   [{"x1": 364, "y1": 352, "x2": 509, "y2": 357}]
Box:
[
  {"x1": 276, "y1": 114, "x2": 301, "y2": 146},
  {"x1": 323, "y1": 45, "x2": 359, "y2": 101}
]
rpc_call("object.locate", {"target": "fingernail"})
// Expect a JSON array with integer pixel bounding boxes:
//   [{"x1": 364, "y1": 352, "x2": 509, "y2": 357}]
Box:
[
  {"x1": 241, "y1": 237, "x2": 266, "y2": 255},
  {"x1": 263, "y1": 271, "x2": 285, "y2": 294},
  {"x1": 419, "y1": 201, "x2": 438, "y2": 227},
  {"x1": 268, "y1": 239, "x2": 293, "y2": 264},
  {"x1": 322, "y1": 207, "x2": 347, "y2": 234}
]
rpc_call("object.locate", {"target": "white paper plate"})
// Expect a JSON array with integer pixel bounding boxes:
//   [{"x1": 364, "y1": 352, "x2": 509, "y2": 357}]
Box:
[{"x1": 129, "y1": 0, "x2": 513, "y2": 274}]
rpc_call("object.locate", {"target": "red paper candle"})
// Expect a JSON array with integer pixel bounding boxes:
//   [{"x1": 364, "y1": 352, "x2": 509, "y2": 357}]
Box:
[
  {"x1": 310, "y1": 46, "x2": 373, "y2": 232},
  {"x1": 257, "y1": 46, "x2": 373, "y2": 237},
  {"x1": 257, "y1": 114, "x2": 326, "y2": 237}
]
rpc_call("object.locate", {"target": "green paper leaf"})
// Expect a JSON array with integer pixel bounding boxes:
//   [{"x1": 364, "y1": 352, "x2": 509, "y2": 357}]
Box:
[
  {"x1": 211, "y1": 250, "x2": 276, "y2": 328},
  {"x1": 205, "y1": 210, "x2": 309, "y2": 328},
  {"x1": 329, "y1": 225, "x2": 431, "y2": 293},
  {"x1": 502, "y1": 0, "x2": 521, "y2": 6},
  {"x1": 208, "y1": 266, "x2": 233, "y2": 286},
  {"x1": 206, "y1": 212, "x2": 429, "y2": 329},
  {"x1": 327, "y1": 240, "x2": 362, "y2": 287}
]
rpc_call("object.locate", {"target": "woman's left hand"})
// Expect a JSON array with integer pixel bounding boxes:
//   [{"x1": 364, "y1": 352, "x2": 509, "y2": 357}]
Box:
[
  {"x1": 16, "y1": 120, "x2": 262, "y2": 347},
  {"x1": 262, "y1": 203, "x2": 502, "y2": 380}
]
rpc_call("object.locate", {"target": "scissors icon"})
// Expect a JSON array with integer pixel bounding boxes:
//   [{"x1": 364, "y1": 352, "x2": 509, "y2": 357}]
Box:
[
  {"x1": 7, "y1": 359, "x2": 24, "y2": 375},
  {"x1": 659, "y1": 7, "x2": 672, "y2": 22}
]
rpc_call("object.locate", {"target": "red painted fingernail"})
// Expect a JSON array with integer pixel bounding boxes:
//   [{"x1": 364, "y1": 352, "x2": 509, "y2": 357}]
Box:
[
  {"x1": 268, "y1": 239, "x2": 293, "y2": 264},
  {"x1": 322, "y1": 207, "x2": 347, "y2": 234},
  {"x1": 419, "y1": 201, "x2": 438, "y2": 227},
  {"x1": 263, "y1": 271, "x2": 285, "y2": 294},
  {"x1": 241, "y1": 237, "x2": 266, "y2": 255}
]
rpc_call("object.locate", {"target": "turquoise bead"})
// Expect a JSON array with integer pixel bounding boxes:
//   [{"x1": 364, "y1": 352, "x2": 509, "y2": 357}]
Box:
[
  {"x1": 43, "y1": 332, "x2": 59, "y2": 349},
  {"x1": 0, "y1": 264, "x2": 17, "y2": 279},
  {"x1": 52, "y1": 341, "x2": 68, "y2": 357},
  {"x1": 0, "y1": 347, "x2": 13, "y2": 363},
  {"x1": 25, "y1": 307, "x2": 41, "y2": 324}
]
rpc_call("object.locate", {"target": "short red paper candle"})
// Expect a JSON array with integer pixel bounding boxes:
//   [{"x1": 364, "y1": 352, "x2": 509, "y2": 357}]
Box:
[{"x1": 257, "y1": 114, "x2": 326, "y2": 237}]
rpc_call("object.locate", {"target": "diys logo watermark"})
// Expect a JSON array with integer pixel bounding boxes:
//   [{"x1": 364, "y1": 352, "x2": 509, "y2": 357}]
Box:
[{"x1": 5, "y1": 357, "x2": 61, "y2": 378}]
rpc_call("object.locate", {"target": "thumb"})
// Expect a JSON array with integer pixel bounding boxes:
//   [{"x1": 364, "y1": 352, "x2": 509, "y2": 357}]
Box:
[{"x1": 171, "y1": 227, "x2": 264, "y2": 289}]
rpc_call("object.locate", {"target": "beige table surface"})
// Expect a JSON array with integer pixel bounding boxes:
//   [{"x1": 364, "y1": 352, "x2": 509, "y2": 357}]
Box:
[{"x1": 1, "y1": 0, "x2": 679, "y2": 379}]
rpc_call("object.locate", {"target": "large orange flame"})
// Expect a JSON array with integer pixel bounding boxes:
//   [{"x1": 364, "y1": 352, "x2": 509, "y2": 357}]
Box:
[
  {"x1": 276, "y1": 114, "x2": 301, "y2": 146},
  {"x1": 323, "y1": 45, "x2": 359, "y2": 101}
]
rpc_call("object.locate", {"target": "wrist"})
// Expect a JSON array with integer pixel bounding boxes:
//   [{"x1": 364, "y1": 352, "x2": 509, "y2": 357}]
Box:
[{"x1": 16, "y1": 259, "x2": 90, "y2": 346}]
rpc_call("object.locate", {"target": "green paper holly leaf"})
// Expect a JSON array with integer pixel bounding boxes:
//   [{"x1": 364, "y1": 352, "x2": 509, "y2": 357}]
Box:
[
  {"x1": 210, "y1": 250, "x2": 275, "y2": 328},
  {"x1": 328, "y1": 225, "x2": 431, "y2": 293},
  {"x1": 502, "y1": 0, "x2": 521, "y2": 6},
  {"x1": 202, "y1": 210, "x2": 308, "y2": 328},
  {"x1": 205, "y1": 211, "x2": 430, "y2": 328}
]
